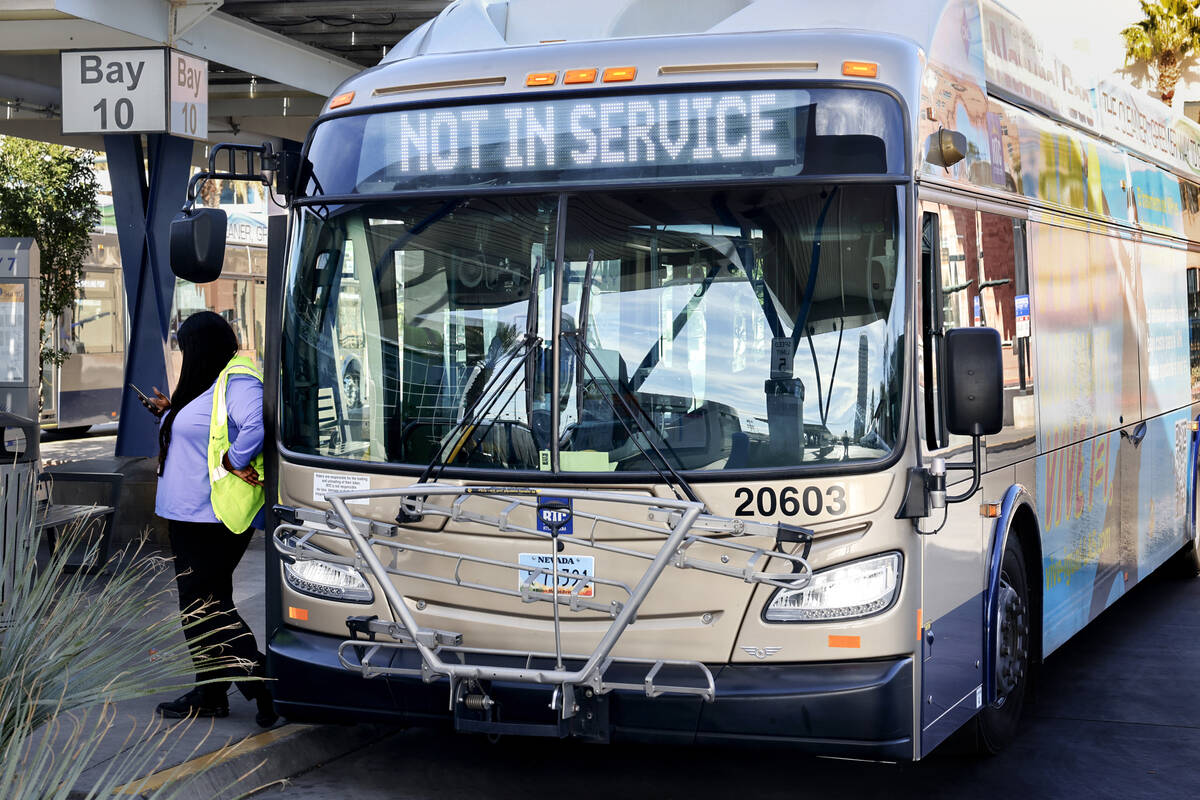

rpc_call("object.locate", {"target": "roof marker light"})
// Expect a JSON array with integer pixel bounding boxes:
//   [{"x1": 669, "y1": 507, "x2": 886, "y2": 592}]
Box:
[
  {"x1": 526, "y1": 72, "x2": 557, "y2": 87},
  {"x1": 602, "y1": 66, "x2": 637, "y2": 82},
  {"x1": 329, "y1": 91, "x2": 355, "y2": 109},
  {"x1": 564, "y1": 68, "x2": 598, "y2": 84},
  {"x1": 842, "y1": 61, "x2": 878, "y2": 78}
]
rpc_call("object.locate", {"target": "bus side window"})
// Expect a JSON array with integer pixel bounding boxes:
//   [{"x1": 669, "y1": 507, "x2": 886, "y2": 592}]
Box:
[
  {"x1": 920, "y1": 211, "x2": 945, "y2": 450},
  {"x1": 921, "y1": 204, "x2": 977, "y2": 452},
  {"x1": 1189, "y1": 265, "x2": 1200, "y2": 401},
  {"x1": 978, "y1": 211, "x2": 1035, "y2": 466}
]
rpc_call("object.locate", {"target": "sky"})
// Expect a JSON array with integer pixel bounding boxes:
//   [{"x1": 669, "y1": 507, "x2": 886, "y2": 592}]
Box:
[{"x1": 999, "y1": 0, "x2": 1146, "y2": 79}]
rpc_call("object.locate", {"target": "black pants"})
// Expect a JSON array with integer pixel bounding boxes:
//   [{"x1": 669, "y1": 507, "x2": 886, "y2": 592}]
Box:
[{"x1": 167, "y1": 519, "x2": 263, "y2": 701}]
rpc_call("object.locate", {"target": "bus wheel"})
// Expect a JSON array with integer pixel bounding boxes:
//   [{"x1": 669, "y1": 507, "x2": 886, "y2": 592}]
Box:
[{"x1": 975, "y1": 535, "x2": 1030, "y2": 754}]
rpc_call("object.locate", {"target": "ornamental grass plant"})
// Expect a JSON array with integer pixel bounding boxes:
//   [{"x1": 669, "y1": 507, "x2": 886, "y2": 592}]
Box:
[{"x1": 0, "y1": 482, "x2": 261, "y2": 799}]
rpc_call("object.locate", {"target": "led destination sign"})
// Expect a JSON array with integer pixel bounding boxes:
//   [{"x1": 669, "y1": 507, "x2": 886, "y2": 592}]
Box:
[{"x1": 352, "y1": 89, "x2": 807, "y2": 192}]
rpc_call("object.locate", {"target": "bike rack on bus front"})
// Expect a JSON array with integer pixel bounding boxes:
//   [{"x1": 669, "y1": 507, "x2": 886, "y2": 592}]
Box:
[{"x1": 273, "y1": 484, "x2": 813, "y2": 720}]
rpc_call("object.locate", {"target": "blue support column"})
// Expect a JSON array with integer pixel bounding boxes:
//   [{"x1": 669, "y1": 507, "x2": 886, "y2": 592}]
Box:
[{"x1": 107, "y1": 133, "x2": 194, "y2": 457}]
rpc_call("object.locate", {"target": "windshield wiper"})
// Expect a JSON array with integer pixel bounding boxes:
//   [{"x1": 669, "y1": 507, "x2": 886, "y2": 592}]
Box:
[
  {"x1": 398, "y1": 256, "x2": 544, "y2": 523},
  {"x1": 561, "y1": 333, "x2": 702, "y2": 505},
  {"x1": 626, "y1": 260, "x2": 723, "y2": 395},
  {"x1": 574, "y1": 249, "x2": 595, "y2": 427}
]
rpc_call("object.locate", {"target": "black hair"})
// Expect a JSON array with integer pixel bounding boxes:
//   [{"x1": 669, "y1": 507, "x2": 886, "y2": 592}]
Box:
[{"x1": 158, "y1": 311, "x2": 239, "y2": 476}]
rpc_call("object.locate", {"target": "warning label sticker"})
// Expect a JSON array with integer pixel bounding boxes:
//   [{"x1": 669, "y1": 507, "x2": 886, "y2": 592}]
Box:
[{"x1": 312, "y1": 472, "x2": 370, "y2": 505}]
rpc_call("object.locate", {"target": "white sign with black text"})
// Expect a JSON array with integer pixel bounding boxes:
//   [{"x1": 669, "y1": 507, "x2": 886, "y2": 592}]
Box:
[
  {"x1": 61, "y1": 49, "x2": 167, "y2": 135},
  {"x1": 61, "y1": 48, "x2": 208, "y2": 139},
  {"x1": 169, "y1": 51, "x2": 207, "y2": 140}
]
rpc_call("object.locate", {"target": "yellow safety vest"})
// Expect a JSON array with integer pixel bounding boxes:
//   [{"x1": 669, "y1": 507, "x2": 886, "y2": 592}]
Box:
[{"x1": 208, "y1": 356, "x2": 265, "y2": 533}]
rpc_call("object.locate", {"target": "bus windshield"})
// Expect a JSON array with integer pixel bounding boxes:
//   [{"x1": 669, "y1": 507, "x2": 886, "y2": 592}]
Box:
[{"x1": 281, "y1": 183, "x2": 905, "y2": 473}]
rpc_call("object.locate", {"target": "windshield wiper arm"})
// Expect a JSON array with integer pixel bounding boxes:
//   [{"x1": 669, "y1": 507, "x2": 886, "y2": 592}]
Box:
[
  {"x1": 525, "y1": 255, "x2": 544, "y2": 423},
  {"x1": 574, "y1": 249, "x2": 595, "y2": 426},
  {"x1": 627, "y1": 261, "x2": 723, "y2": 394}
]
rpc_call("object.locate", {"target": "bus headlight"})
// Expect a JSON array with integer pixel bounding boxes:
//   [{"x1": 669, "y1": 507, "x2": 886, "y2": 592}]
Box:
[
  {"x1": 281, "y1": 536, "x2": 374, "y2": 604},
  {"x1": 764, "y1": 552, "x2": 901, "y2": 622}
]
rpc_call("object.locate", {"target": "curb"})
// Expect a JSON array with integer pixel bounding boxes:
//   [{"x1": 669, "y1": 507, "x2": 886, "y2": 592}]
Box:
[{"x1": 71, "y1": 722, "x2": 389, "y2": 799}]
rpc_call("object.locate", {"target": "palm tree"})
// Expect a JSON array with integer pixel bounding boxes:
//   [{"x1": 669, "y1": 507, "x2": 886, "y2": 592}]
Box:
[{"x1": 1122, "y1": 0, "x2": 1200, "y2": 106}]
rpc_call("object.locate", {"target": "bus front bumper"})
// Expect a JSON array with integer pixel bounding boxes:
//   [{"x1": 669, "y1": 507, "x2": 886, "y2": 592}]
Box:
[{"x1": 268, "y1": 627, "x2": 914, "y2": 759}]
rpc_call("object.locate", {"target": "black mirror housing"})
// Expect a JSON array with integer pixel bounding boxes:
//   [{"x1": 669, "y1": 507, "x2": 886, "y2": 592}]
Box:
[
  {"x1": 944, "y1": 327, "x2": 1003, "y2": 437},
  {"x1": 169, "y1": 207, "x2": 227, "y2": 282}
]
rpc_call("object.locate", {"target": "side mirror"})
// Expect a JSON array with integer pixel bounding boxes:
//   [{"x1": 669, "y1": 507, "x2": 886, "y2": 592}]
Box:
[
  {"x1": 169, "y1": 207, "x2": 227, "y2": 283},
  {"x1": 944, "y1": 327, "x2": 1003, "y2": 437},
  {"x1": 925, "y1": 128, "x2": 967, "y2": 168}
]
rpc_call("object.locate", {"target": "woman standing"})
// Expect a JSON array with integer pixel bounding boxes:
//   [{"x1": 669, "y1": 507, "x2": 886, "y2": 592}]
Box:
[{"x1": 147, "y1": 311, "x2": 276, "y2": 726}]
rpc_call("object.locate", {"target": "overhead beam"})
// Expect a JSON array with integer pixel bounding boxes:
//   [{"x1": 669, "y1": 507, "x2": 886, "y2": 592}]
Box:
[
  {"x1": 221, "y1": 1, "x2": 449, "y2": 19},
  {"x1": 228, "y1": 18, "x2": 423, "y2": 35},
  {"x1": 169, "y1": 0, "x2": 223, "y2": 42},
  {"x1": 0, "y1": 2, "x2": 360, "y2": 96},
  {"x1": 0, "y1": 19, "x2": 150, "y2": 51},
  {"x1": 286, "y1": 31, "x2": 414, "y2": 45},
  {"x1": 173, "y1": 12, "x2": 359, "y2": 94}
]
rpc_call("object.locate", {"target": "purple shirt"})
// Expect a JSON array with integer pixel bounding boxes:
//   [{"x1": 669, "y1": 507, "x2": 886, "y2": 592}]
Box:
[{"x1": 155, "y1": 374, "x2": 265, "y2": 528}]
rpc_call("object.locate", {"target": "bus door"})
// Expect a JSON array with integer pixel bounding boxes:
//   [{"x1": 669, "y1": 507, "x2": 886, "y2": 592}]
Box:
[{"x1": 916, "y1": 199, "x2": 987, "y2": 753}]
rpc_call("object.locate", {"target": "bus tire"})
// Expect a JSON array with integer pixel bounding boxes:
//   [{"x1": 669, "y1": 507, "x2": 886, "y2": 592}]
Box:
[{"x1": 974, "y1": 534, "x2": 1030, "y2": 755}]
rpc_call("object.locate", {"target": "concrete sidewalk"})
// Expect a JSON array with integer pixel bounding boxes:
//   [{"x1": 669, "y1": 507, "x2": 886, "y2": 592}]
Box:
[{"x1": 38, "y1": 433, "x2": 387, "y2": 798}]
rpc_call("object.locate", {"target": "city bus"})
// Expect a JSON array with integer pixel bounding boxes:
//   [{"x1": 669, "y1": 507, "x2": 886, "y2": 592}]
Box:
[{"x1": 176, "y1": 0, "x2": 1200, "y2": 759}]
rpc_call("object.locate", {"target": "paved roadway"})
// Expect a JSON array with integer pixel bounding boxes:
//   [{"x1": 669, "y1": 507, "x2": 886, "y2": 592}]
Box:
[
  {"x1": 40, "y1": 426, "x2": 117, "y2": 465},
  {"x1": 260, "y1": 564, "x2": 1200, "y2": 800}
]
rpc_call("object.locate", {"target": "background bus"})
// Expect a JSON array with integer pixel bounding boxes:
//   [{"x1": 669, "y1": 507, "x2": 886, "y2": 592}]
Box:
[{"x1": 41, "y1": 180, "x2": 270, "y2": 432}]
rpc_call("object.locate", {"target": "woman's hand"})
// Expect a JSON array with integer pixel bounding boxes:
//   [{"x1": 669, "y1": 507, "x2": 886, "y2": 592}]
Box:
[
  {"x1": 222, "y1": 451, "x2": 262, "y2": 487},
  {"x1": 145, "y1": 386, "x2": 171, "y2": 418}
]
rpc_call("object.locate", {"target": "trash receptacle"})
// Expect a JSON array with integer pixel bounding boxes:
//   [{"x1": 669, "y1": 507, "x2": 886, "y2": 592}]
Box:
[{"x1": 1, "y1": 412, "x2": 39, "y2": 616}]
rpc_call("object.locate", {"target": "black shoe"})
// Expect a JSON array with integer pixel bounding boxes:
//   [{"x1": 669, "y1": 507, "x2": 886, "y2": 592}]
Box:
[{"x1": 156, "y1": 687, "x2": 229, "y2": 719}]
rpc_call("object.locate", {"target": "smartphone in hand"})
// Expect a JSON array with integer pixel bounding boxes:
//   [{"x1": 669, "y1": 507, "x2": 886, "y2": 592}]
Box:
[{"x1": 129, "y1": 383, "x2": 163, "y2": 416}]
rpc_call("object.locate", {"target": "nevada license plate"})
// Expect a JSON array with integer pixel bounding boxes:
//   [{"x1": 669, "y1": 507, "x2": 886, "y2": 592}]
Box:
[{"x1": 518, "y1": 553, "x2": 595, "y2": 597}]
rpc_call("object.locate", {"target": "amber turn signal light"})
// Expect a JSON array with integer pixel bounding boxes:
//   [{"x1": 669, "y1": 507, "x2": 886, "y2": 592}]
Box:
[
  {"x1": 564, "y1": 68, "x2": 598, "y2": 84},
  {"x1": 842, "y1": 61, "x2": 878, "y2": 78},
  {"x1": 602, "y1": 66, "x2": 637, "y2": 82}
]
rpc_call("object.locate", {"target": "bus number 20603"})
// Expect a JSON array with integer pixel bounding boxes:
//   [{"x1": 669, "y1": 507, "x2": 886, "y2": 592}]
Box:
[{"x1": 733, "y1": 485, "x2": 847, "y2": 518}]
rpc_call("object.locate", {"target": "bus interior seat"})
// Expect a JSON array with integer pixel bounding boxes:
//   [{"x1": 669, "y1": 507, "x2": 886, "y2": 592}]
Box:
[
  {"x1": 725, "y1": 430, "x2": 750, "y2": 469},
  {"x1": 570, "y1": 346, "x2": 632, "y2": 453}
]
